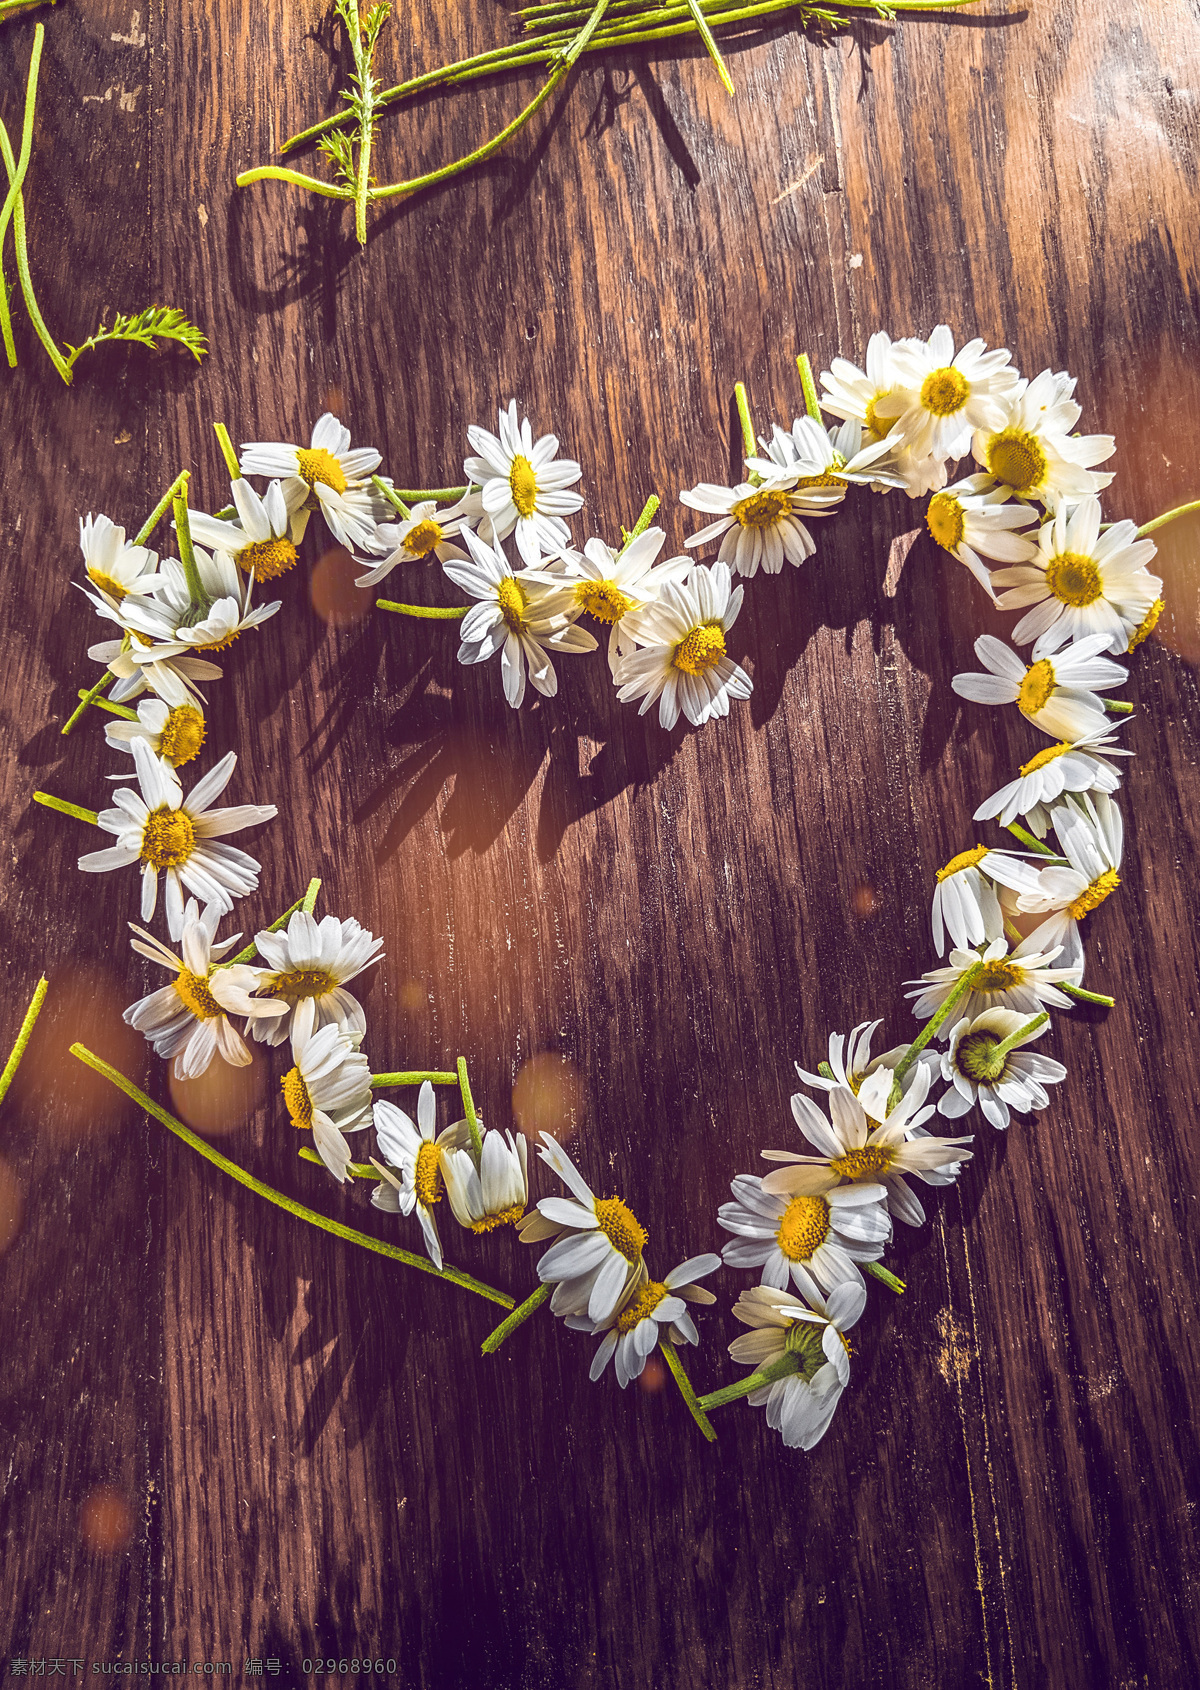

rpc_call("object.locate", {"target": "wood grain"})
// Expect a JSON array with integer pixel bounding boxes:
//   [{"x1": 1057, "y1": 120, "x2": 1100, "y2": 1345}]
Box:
[{"x1": 3, "y1": 0, "x2": 1200, "y2": 1684}]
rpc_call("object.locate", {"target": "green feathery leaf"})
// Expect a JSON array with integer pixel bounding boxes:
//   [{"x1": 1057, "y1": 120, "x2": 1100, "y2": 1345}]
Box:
[{"x1": 63, "y1": 306, "x2": 208, "y2": 371}]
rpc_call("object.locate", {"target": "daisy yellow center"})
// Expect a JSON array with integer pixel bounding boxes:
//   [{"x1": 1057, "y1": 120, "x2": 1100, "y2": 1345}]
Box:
[
  {"x1": 1045, "y1": 551, "x2": 1103, "y2": 607},
  {"x1": 920, "y1": 366, "x2": 970, "y2": 418},
  {"x1": 266, "y1": 967, "x2": 337, "y2": 1006},
  {"x1": 775, "y1": 1194, "x2": 831, "y2": 1262},
  {"x1": 497, "y1": 575, "x2": 527, "y2": 632},
  {"x1": 985, "y1": 427, "x2": 1048, "y2": 495},
  {"x1": 956, "y1": 1032, "x2": 1007, "y2": 1085},
  {"x1": 174, "y1": 969, "x2": 221, "y2": 1021},
  {"x1": 783, "y1": 1319, "x2": 829, "y2": 1380},
  {"x1": 237, "y1": 536, "x2": 299, "y2": 581},
  {"x1": 594, "y1": 1195, "x2": 647, "y2": 1263},
  {"x1": 1066, "y1": 868, "x2": 1121, "y2": 921},
  {"x1": 616, "y1": 1281, "x2": 669, "y2": 1334},
  {"x1": 828, "y1": 1144, "x2": 895, "y2": 1179},
  {"x1": 404, "y1": 519, "x2": 443, "y2": 559},
  {"x1": 195, "y1": 628, "x2": 242, "y2": 654},
  {"x1": 973, "y1": 960, "x2": 1024, "y2": 991},
  {"x1": 576, "y1": 579, "x2": 635, "y2": 624},
  {"x1": 295, "y1": 447, "x2": 347, "y2": 495},
  {"x1": 141, "y1": 806, "x2": 194, "y2": 868},
  {"x1": 864, "y1": 392, "x2": 900, "y2": 439},
  {"x1": 414, "y1": 1141, "x2": 443, "y2": 1208},
  {"x1": 158, "y1": 705, "x2": 206, "y2": 767},
  {"x1": 673, "y1": 622, "x2": 726, "y2": 676},
  {"x1": 937, "y1": 843, "x2": 989, "y2": 882},
  {"x1": 1128, "y1": 598, "x2": 1164, "y2": 650},
  {"x1": 926, "y1": 493, "x2": 965, "y2": 552},
  {"x1": 731, "y1": 487, "x2": 791, "y2": 530},
  {"x1": 282, "y1": 1067, "x2": 313, "y2": 1130},
  {"x1": 792, "y1": 466, "x2": 845, "y2": 490},
  {"x1": 88, "y1": 568, "x2": 129, "y2": 602},
  {"x1": 508, "y1": 454, "x2": 539, "y2": 519},
  {"x1": 470, "y1": 1204, "x2": 526, "y2": 1235},
  {"x1": 1017, "y1": 659, "x2": 1056, "y2": 717},
  {"x1": 1020, "y1": 741, "x2": 1070, "y2": 776}
]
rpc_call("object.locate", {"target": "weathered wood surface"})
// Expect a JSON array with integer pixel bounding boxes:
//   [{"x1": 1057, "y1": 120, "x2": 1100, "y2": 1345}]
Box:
[{"x1": 2, "y1": 0, "x2": 1199, "y2": 1684}]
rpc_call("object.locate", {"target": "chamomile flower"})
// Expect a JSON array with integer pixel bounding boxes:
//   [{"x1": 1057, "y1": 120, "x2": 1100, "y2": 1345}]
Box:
[
  {"x1": 444, "y1": 525, "x2": 597, "y2": 710},
  {"x1": 679, "y1": 471, "x2": 829, "y2": 577},
  {"x1": 91, "y1": 638, "x2": 221, "y2": 710},
  {"x1": 939, "y1": 1008, "x2": 1066, "y2": 1130},
  {"x1": 282, "y1": 1021, "x2": 374, "y2": 1185},
  {"x1": 923, "y1": 482, "x2": 1039, "y2": 598},
  {"x1": 352, "y1": 499, "x2": 472, "y2": 587},
  {"x1": 187, "y1": 479, "x2": 300, "y2": 583},
  {"x1": 970, "y1": 369, "x2": 1116, "y2": 505},
  {"x1": 991, "y1": 497, "x2": 1162, "y2": 656},
  {"x1": 885, "y1": 326, "x2": 1021, "y2": 461},
  {"x1": 793, "y1": 1019, "x2": 936, "y2": 1102},
  {"x1": 79, "y1": 513, "x2": 161, "y2": 606},
  {"x1": 951, "y1": 632, "x2": 1127, "y2": 742},
  {"x1": 613, "y1": 561, "x2": 752, "y2": 731},
  {"x1": 906, "y1": 933, "x2": 1080, "y2": 1027},
  {"x1": 78, "y1": 737, "x2": 276, "y2": 939},
  {"x1": 248, "y1": 910, "x2": 384, "y2": 1047},
  {"x1": 517, "y1": 1134, "x2": 648, "y2": 1324},
  {"x1": 371, "y1": 1083, "x2": 470, "y2": 1267},
  {"x1": 524, "y1": 528, "x2": 692, "y2": 674},
  {"x1": 582, "y1": 1254, "x2": 721, "y2": 1389},
  {"x1": 745, "y1": 414, "x2": 909, "y2": 495},
  {"x1": 973, "y1": 723, "x2": 1130, "y2": 835},
  {"x1": 443, "y1": 1128, "x2": 529, "y2": 1234},
  {"x1": 717, "y1": 1172, "x2": 890, "y2": 1299},
  {"x1": 1013, "y1": 792, "x2": 1124, "y2": 974},
  {"x1": 463, "y1": 399, "x2": 584, "y2": 566},
  {"x1": 818, "y1": 333, "x2": 948, "y2": 499},
  {"x1": 123, "y1": 899, "x2": 285, "y2": 1079},
  {"x1": 929, "y1": 843, "x2": 1043, "y2": 956},
  {"x1": 728, "y1": 1280, "x2": 865, "y2": 1451},
  {"x1": 105, "y1": 697, "x2": 208, "y2": 769},
  {"x1": 239, "y1": 414, "x2": 381, "y2": 550},
  {"x1": 112, "y1": 547, "x2": 281, "y2": 661},
  {"x1": 760, "y1": 1073, "x2": 973, "y2": 1230}
]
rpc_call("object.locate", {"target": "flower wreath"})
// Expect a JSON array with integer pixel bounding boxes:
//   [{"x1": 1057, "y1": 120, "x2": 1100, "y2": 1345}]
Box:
[{"x1": 29, "y1": 324, "x2": 1189, "y2": 1452}]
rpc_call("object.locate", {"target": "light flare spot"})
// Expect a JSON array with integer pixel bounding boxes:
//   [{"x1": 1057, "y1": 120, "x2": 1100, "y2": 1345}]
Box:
[
  {"x1": 594, "y1": 1195, "x2": 647, "y2": 1263},
  {"x1": 616, "y1": 1280, "x2": 669, "y2": 1334},
  {"x1": 986, "y1": 428, "x2": 1048, "y2": 495},
  {"x1": 775, "y1": 1194, "x2": 831, "y2": 1262},
  {"x1": 174, "y1": 969, "x2": 222, "y2": 1021},
  {"x1": 731, "y1": 487, "x2": 791, "y2": 530},
  {"x1": 237, "y1": 536, "x2": 298, "y2": 581},
  {"x1": 141, "y1": 806, "x2": 194, "y2": 869},
  {"x1": 937, "y1": 843, "x2": 989, "y2": 882},
  {"x1": 926, "y1": 493, "x2": 966, "y2": 553},
  {"x1": 1067, "y1": 867, "x2": 1121, "y2": 920},
  {"x1": 673, "y1": 622, "x2": 726, "y2": 676},
  {"x1": 158, "y1": 705, "x2": 206, "y2": 766},
  {"x1": 920, "y1": 366, "x2": 970, "y2": 418},
  {"x1": 508, "y1": 454, "x2": 539, "y2": 519},
  {"x1": 296, "y1": 446, "x2": 348, "y2": 495},
  {"x1": 1045, "y1": 551, "x2": 1104, "y2": 607},
  {"x1": 1017, "y1": 658, "x2": 1056, "y2": 717}
]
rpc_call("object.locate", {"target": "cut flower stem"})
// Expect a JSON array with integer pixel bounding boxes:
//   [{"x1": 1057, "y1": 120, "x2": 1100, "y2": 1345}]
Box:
[
  {"x1": 661, "y1": 1338, "x2": 719, "y2": 1441},
  {"x1": 0, "y1": 974, "x2": 49, "y2": 1106},
  {"x1": 33, "y1": 791, "x2": 99, "y2": 826},
  {"x1": 481, "y1": 1282, "x2": 551, "y2": 1353}
]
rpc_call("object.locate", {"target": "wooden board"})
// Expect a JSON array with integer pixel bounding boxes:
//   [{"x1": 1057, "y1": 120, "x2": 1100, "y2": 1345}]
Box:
[{"x1": 2, "y1": 0, "x2": 1199, "y2": 1683}]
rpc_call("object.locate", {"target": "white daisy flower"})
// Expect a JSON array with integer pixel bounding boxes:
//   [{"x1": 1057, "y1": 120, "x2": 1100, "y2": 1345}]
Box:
[
  {"x1": 939, "y1": 1007, "x2": 1066, "y2": 1131},
  {"x1": 112, "y1": 547, "x2": 281, "y2": 661},
  {"x1": 187, "y1": 479, "x2": 300, "y2": 584},
  {"x1": 990, "y1": 496, "x2": 1162, "y2": 657},
  {"x1": 524, "y1": 527, "x2": 692, "y2": 675},
  {"x1": 885, "y1": 326, "x2": 1022, "y2": 462},
  {"x1": 370, "y1": 1082, "x2": 470, "y2": 1266},
  {"x1": 79, "y1": 513, "x2": 161, "y2": 607},
  {"x1": 613, "y1": 561, "x2": 752, "y2": 731},
  {"x1": 951, "y1": 632, "x2": 1127, "y2": 742},
  {"x1": 78, "y1": 737, "x2": 277, "y2": 939},
  {"x1": 352, "y1": 498, "x2": 472, "y2": 587},
  {"x1": 516, "y1": 1134, "x2": 648, "y2": 1325},
  {"x1": 929, "y1": 843, "x2": 1044, "y2": 956},
  {"x1": 728, "y1": 1279, "x2": 865, "y2": 1452},
  {"x1": 443, "y1": 1128, "x2": 529, "y2": 1234},
  {"x1": 973, "y1": 722, "x2": 1131, "y2": 835},
  {"x1": 970, "y1": 369, "x2": 1116, "y2": 505},
  {"x1": 906, "y1": 933, "x2": 1080, "y2": 1027},
  {"x1": 104, "y1": 697, "x2": 208, "y2": 770},
  {"x1": 582, "y1": 1254, "x2": 721, "y2": 1389},
  {"x1": 123, "y1": 898, "x2": 285, "y2": 1080},
  {"x1": 462, "y1": 399, "x2": 584, "y2": 566},
  {"x1": 760, "y1": 1073, "x2": 973, "y2": 1230},
  {"x1": 239, "y1": 413, "x2": 381, "y2": 550},
  {"x1": 679, "y1": 468, "x2": 829, "y2": 578},
  {"x1": 1013, "y1": 791, "x2": 1124, "y2": 975},
  {"x1": 717, "y1": 1171, "x2": 890, "y2": 1300},
  {"x1": 793, "y1": 1019, "x2": 936, "y2": 1103},
  {"x1": 444, "y1": 525, "x2": 597, "y2": 710},
  {"x1": 248, "y1": 909, "x2": 384, "y2": 1047},
  {"x1": 282, "y1": 1021, "x2": 374, "y2": 1184},
  {"x1": 818, "y1": 333, "x2": 949, "y2": 500},
  {"x1": 90, "y1": 638, "x2": 222, "y2": 711},
  {"x1": 923, "y1": 482, "x2": 1039, "y2": 598},
  {"x1": 745, "y1": 414, "x2": 909, "y2": 495}
]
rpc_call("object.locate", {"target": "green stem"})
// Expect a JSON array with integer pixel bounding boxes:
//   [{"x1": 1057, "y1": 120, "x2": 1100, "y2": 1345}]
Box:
[
  {"x1": 1137, "y1": 497, "x2": 1200, "y2": 538},
  {"x1": 235, "y1": 165, "x2": 353, "y2": 199},
  {"x1": 0, "y1": 974, "x2": 48, "y2": 1106},
  {"x1": 480, "y1": 1282, "x2": 551, "y2": 1353},
  {"x1": 733, "y1": 380, "x2": 756, "y2": 460},
  {"x1": 661, "y1": 1339, "x2": 718, "y2": 1441},
  {"x1": 992, "y1": 1012, "x2": 1048, "y2": 1059},
  {"x1": 61, "y1": 671, "x2": 115, "y2": 737},
  {"x1": 70, "y1": 1044, "x2": 516, "y2": 1310},
  {"x1": 302, "y1": 878, "x2": 322, "y2": 915},
  {"x1": 77, "y1": 688, "x2": 138, "y2": 721},
  {"x1": 457, "y1": 1056, "x2": 484, "y2": 1166},
  {"x1": 683, "y1": 0, "x2": 736, "y2": 94},
  {"x1": 1059, "y1": 981, "x2": 1115, "y2": 1009},
  {"x1": 865, "y1": 1261, "x2": 906, "y2": 1294},
  {"x1": 214, "y1": 423, "x2": 241, "y2": 480},
  {"x1": 33, "y1": 791, "x2": 99, "y2": 826},
  {"x1": 393, "y1": 485, "x2": 469, "y2": 504},
  {"x1": 372, "y1": 475, "x2": 411, "y2": 520},
  {"x1": 698, "y1": 1352, "x2": 796, "y2": 1412},
  {"x1": 136, "y1": 471, "x2": 191, "y2": 547},
  {"x1": 371, "y1": 1070, "x2": 459, "y2": 1087},
  {"x1": 299, "y1": 1147, "x2": 377, "y2": 1178},
  {"x1": 219, "y1": 879, "x2": 321, "y2": 967},
  {"x1": 172, "y1": 479, "x2": 207, "y2": 609},
  {"x1": 1004, "y1": 821, "x2": 1061, "y2": 859},
  {"x1": 377, "y1": 599, "x2": 469, "y2": 619},
  {"x1": 894, "y1": 961, "x2": 982, "y2": 1080},
  {"x1": 618, "y1": 494, "x2": 661, "y2": 554},
  {"x1": 347, "y1": 0, "x2": 375, "y2": 247},
  {"x1": 0, "y1": 25, "x2": 72, "y2": 384},
  {"x1": 1103, "y1": 699, "x2": 1134, "y2": 715},
  {"x1": 796, "y1": 353, "x2": 822, "y2": 423}
]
